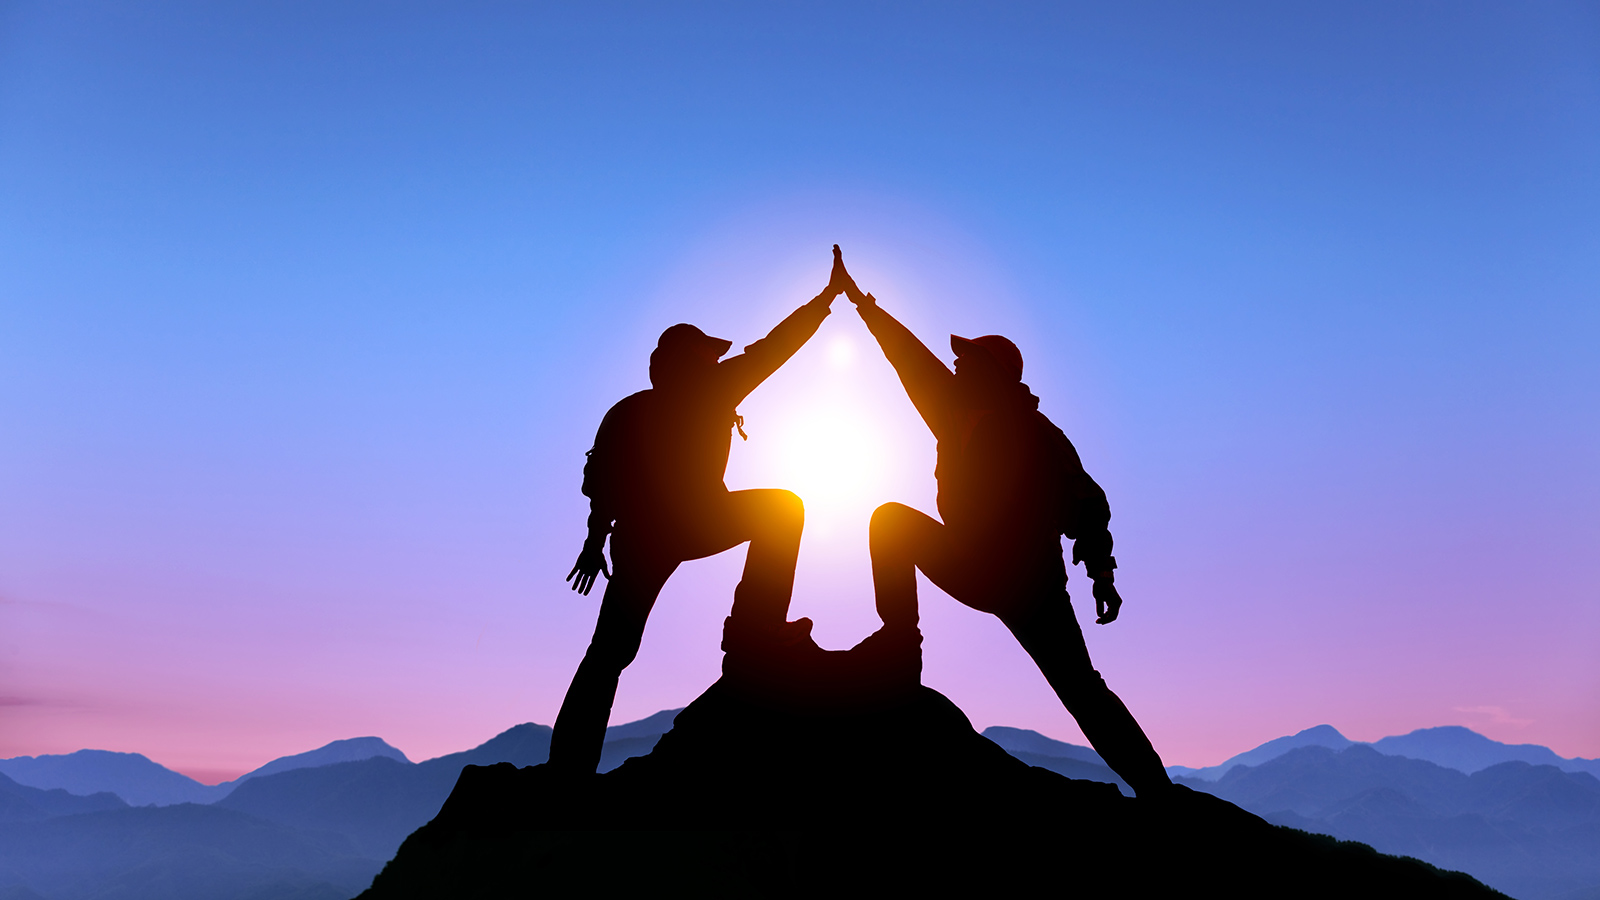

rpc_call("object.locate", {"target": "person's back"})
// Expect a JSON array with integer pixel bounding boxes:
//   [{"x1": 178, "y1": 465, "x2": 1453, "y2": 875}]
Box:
[
  {"x1": 583, "y1": 385, "x2": 740, "y2": 528},
  {"x1": 932, "y1": 392, "x2": 1066, "y2": 560}
]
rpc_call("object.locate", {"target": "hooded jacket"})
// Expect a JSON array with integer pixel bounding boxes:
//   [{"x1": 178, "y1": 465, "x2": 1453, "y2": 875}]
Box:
[
  {"x1": 855, "y1": 301, "x2": 1115, "y2": 574},
  {"x1": 582, "y1": 297, "x2": 833, "y2": 533}
]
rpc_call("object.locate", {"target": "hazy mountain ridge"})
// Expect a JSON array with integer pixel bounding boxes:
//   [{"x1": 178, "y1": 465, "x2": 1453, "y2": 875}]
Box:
[
  {"x1": 0, "y1": 803, "x2": 382, "y2": 900},
  {"x1": 242, "y1": 737, "x2": 411, "y2": 783},
  {"x1": 0, "y1": 750, "x2": 224, "y2": 807},
  {"x1": 981, "y1": 725, "x2": 1110, "y2": 765},
  {"x1": 1175, "y1": 724, "x2": 1357, "y2": 780},
  {"x1": 216, "y1": 724, "x2": 552, "y2": 861},
  {"x1": 600, "y1": 708, "x2": 682, "y2": 741},
  {"x1": 0, "y1": 737, "x2": 413, "y2": 808},
  {"x1": 0, "y1": 719, "x2": 670, "y2": 900},
  {"x1": 212, "y1": 718, "x2": 676, "y2": 861},
  {"x1": 1372, "y1": 726, "x2": 1600, "y2": 778},
  {"x1": 899, "y1": 724, "x2": 1600, "y2": 899},
  {"x1": 6, "y1": 715, "x2": 1596, "y2": 899},
  {"x1": 1174, "y1": 724, "x2": 1600, "y2": 783},
  {"x1": 979, "y1": 726, "x2": 1132, "y2": 794},
  {"x1": 0, "y1": 771, "x2": 127, "y2": 823},
  {"x1": 1178, "y1": 744, "x2": 1600, "y2": 900}
]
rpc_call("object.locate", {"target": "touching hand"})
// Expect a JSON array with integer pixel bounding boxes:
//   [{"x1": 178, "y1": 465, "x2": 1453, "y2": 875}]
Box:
[
  {"x1": 1092, "y1": 578, "x2": 1122, "y2": 625},
  {"x1": 566, "y1": 541, "x2": 610, "y2": 595},
  {"x1": 811, "y1": 244, "x2": 844, "y2": 304},
  {"x1": 829, "y1": 244, "x2": 871, "y2": 306}
]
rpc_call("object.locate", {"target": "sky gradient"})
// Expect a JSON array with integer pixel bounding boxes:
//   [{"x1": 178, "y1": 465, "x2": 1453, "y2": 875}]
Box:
[{"x1": 2, "y1": 2, "x2": 1597, "y2": 782}]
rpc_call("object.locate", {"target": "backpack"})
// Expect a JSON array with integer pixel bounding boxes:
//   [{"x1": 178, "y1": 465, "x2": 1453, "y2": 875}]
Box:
[
  {"x1": 580, "y1": 391, "x2": 651, "y2": 518},
  {"x1": 580, "y1": 389, "x2": 741, "y2": 520}
]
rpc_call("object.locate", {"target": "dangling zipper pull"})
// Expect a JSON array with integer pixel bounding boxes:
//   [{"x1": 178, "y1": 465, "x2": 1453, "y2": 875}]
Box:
[{"x1": 733, "y1": 413, "x2": 748, "y2": 441}]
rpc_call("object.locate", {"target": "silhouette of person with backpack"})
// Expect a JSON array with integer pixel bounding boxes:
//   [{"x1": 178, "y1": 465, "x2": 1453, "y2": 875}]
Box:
[
  {"x1": 549, "y1": 250, "x2": 849, "y2": 773},
  {"x1": 833, "y1": 250, "x2": 1172, "y2": 797}
]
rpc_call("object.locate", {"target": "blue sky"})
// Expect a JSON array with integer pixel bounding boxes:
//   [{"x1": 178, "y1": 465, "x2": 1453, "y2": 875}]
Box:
[{"x1": 1, "y1": 2, "x2": 1596, "y2": 776}]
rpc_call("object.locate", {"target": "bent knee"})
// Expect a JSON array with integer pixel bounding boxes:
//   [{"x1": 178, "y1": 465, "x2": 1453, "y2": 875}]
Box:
[
  {"x1": 761, "y1": 489, "x2": 805, "y2": 527},
  {"x1": 870, "y1": 501, "x2": 919, "y2": 536}
]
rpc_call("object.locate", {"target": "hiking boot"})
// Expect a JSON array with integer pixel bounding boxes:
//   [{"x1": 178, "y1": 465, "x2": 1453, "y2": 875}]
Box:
[
  {"x1": 846, "y1": 625, "x2": 923, "y2": 697},
  {"x1": 721, "y1": 616, "x2": 829, "y2": 692}
]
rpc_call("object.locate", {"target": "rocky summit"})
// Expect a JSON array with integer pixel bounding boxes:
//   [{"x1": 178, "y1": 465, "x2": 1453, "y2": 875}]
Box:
[{"x1": 361, "y1": 635, "x2": 1505, "y2": 899}]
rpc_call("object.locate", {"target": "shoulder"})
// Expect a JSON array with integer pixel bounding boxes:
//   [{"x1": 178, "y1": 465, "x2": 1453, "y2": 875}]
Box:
[
  {"x1": 597, "y1": 390, "x2": 655, "y2": 429},
  {"x1": 608, "y1": 389, "x2": 654, "y2": 413},
  {"x1": 1031, "y1": 409, "x2": 1067, "y2": 441},
  {"x1": 1029, "y1": 411, "x2": 1085, "y2": 466}
]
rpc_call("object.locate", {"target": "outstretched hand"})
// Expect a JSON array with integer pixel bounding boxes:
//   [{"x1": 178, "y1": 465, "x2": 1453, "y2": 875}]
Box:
[
  {"x1": 1092, "y1": 578, "x2": 1122, "y2": 625},
  {"x1": 829, "y1": 244, "x2": 873, "y2": 307},
  {"x1": 812, "y1": 244, "x2": 847, "y2": 304},
  {"x1": 828, "y1": 244, "x2": 848, "y2": 294},
  {"x1": 566, "y1": 541, "x2": 610, "y2": 595}
]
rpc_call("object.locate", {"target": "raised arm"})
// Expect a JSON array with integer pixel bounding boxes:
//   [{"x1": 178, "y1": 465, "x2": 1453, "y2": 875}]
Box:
[
  {"x1": 717, "y1": 263, "x2": 841, "y2": 404},
  {"x1": 836, "y1": 257, "x2": 957, "y2": 439}
]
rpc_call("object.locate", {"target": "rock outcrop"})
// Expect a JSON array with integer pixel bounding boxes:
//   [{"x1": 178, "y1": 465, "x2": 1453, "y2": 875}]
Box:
[{"x1": 362, "y1": 634, "x2": 1505, "y2": 898}]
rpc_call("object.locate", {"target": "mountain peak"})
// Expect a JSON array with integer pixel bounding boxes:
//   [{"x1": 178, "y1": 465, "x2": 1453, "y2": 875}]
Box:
[
  {"x1": 0, "y1": 748, "x2": 217, "y2": 807},
  {"x1": 1294, "y1": 724, "x2": 1350, "y2": 741},
  {"x1": 1371, "y1": 725, "x2": 1590, "y2": 775},
  {"x1": 1184, "y1": 724, "x2": 1356, "y2": 781},
  {"x1": 603, "y1": 708, "x2": 683, "y2": 741},
  {"x1": 980, "y1": 725, "x2": 1107, "y2": 766},
  {"x1": 361, "y1": 653, "x2": 1502, "y2": 899},
  {"x1": 238, "y1": 736, "x2": 412, "y2": 783},
  {"x1": 1395, "y1": 725, "x2": 1488, "y2": 741}
]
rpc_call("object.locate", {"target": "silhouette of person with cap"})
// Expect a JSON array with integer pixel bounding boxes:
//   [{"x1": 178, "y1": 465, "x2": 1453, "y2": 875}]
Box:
[
  {"x1": 833, "y1": 250, "x2": 1172, "y2": 797},
  {"x1": 549, "y1": 250, "x2": 849, "y2": 773}
]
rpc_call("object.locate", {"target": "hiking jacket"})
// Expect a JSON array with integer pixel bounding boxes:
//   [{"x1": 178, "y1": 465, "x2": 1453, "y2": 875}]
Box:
[
  {"x1": 855, "y1": 301, "x2": 1115, "y2": 574},
  {"x1": 582, "y1": 297, "x2": 833, "y2": 533}
]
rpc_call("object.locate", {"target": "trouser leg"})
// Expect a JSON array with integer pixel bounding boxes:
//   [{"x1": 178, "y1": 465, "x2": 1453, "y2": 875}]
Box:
[
  {"x1": 720, "y1": 489, "x2": 805, "y2": 631},
  {"x1": 872, "y1": 503, "x2": 1169, "y2": 795},
  {"x1": 549, "y1": 552, "x2": 674, "y2": 773},
  {"x1": 868, "y1": 502, "x2": 947, "y2": 629},
  {"x1": 1003, "y1": 601, "x2": 1171, "y2": 796},
  {"x1": 552, "y1": 491, "x2": 803, "y2": 769}
]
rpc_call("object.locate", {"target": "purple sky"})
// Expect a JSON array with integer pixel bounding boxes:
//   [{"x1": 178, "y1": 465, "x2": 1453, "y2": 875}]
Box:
[{"x1": 1, "y1": 3, "x2": 1596, "y2": 782}]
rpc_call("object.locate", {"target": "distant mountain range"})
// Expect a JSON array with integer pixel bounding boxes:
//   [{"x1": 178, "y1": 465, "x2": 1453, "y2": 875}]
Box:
[
  {"x1": 0, "y1": 749, "x2": 227, "y2": 807},
  {"x1": 0, "y1": 771, "x2": 126, "y2": 821},
  {"x1": 0, "y1": 715, "x2": 670, "y2": 813},
  {"x1": 980, "y1": 726, "x2": 1132, "y2": 795},
  {"x1": 0, "y1": 716, "x2": 663, "y2": 900},
  {"x1": 1182, "y1": 744, "x2": 1600, "y2": 900},
  {"x1": 1166, "y1": 724, "x2": 1600, "y2": 782},
  {"x1": 0, "y1": 737, "x2": 411, "y2": 807},
  {"x1": 950, "y1": 723, "x2": 1600, "y2": 900},
  {"x1": 3, "y1": 715, "x2": 1596, "y2": 900}
]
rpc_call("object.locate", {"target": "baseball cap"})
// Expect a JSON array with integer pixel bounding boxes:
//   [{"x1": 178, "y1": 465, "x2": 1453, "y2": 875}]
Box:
[
  {"x1": 657, "y1": 323, "x2": 733, "y2": 361},
  {"x1": 950, "y1": 334, "x2": 1023, "y2": 381}
]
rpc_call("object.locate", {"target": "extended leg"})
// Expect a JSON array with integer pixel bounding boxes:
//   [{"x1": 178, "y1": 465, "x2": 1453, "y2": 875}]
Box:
[
  {"x1": 1004, "y1": 601, "x2": 1171, "y2": 797},
  {"x1": 548, "y1": 547, "x2": 675, "y2": 773},
  {"x1": 870, "y1": 503, "x2": 1169, "y2": 795}
]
